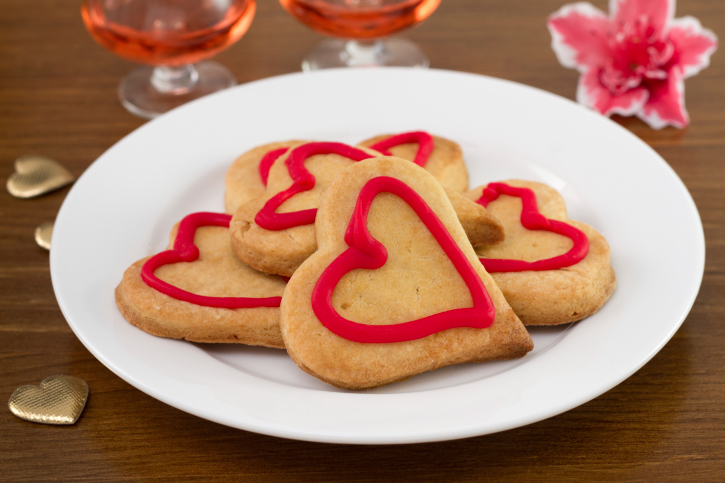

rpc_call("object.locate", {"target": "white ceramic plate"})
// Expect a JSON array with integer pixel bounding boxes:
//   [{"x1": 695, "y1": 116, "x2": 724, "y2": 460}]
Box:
[{"x1": 51, "y1": 68, "x2": 704, "y2": 444}]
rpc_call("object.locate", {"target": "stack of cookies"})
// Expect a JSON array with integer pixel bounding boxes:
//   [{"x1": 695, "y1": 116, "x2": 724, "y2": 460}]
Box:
[{"x1": 115, "y1": 131, "x2": 616, "y2": 389}]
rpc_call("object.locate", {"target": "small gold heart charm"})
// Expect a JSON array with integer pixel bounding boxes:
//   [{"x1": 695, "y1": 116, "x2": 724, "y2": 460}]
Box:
[
  {"x1": 35, "y1": 221, "x2": 54, "y2": 251},
  {"x1": 9, "y1": 375, "x2": 89, "y2": 425},
  {"x1": 6, "y1": 155, "x2": 74, "y2": 199}
]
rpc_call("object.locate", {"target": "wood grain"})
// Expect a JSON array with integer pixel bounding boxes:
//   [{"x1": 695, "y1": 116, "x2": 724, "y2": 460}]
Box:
[{"x1": 1, "y1": 0, "x2": 724, "y2": 480}]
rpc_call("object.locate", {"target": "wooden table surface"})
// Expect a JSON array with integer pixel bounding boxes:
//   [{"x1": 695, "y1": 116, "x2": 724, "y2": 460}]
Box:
[{"x1": 2, "y1": 0, "x2": 723, "y2": 480}]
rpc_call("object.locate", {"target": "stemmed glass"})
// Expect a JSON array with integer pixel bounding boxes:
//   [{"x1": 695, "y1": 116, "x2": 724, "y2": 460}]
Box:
[
  {"x1": 279, "y1": 0, "x2": 441, "y2": 71},
  {"x1": 82, "y1": 0, "x2": 256, "y2": 119}
]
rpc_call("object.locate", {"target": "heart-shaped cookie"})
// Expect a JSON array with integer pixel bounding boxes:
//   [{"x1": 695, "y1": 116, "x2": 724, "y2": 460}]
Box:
[
  {"x1": 230, "y1": 142, "x2": 382, "y2": 276},
  {"x1": 475, "y1": 182, "x2": 589, "y2": 272},
  {"x1": 140, "y1": 212, "x2": 283, "y2": 309},
  {"x1": 255, "y1": 142, "x2": 375, "y2": 230},
  {"x1": 281, "y1": 158, "x2": 532, "y2": 389},
  {"x1": 9, "y1": 375, "x2": 88, "y2": 425},
  {"x1": 467, "y1": 179, "x2": 616, "y2": 325},
  {"x1": 116, "y1": 212, "x2": 287, "y2": 347},
  {"x1": 311, "y1": 175, "x2": 495, "y2": 343},
  {"x1": 6, "y1": 155, "x2": 74, "y2": 198}
]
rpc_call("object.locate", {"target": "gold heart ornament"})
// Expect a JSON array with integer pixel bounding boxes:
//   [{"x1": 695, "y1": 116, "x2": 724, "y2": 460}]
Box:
[
  {"x1": 9, "y1": 375, "x2": 89, "y2": 425},
  {"x1": 6, "y1": 155, "x2": 74, "y2": 198},
  {"x1": 35, "y1": 221, "x2": 54, "y2": 251}
]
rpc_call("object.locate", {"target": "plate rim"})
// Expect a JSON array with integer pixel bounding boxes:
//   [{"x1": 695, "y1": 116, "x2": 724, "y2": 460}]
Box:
[{"x1": 50, "y1": 67, "x2": 705, "y2": 444}]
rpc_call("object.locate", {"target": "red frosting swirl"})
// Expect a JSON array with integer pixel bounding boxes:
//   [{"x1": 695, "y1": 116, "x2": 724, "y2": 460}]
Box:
[
  {"x1": 311, "y1": 176, "x2": 495, "y2": 343},
  {"x1": 255, "y1": 132, "x2": 435, "y2": 232},
  {"x1": 475, "y1": 183, "x2": 589, "y2": 272},
  {"x1": 141, "y1": 212, "x2": 283, "y2": 308},
  {"x1": 368, "y1": 131, "x2": 434, "y2": 167},
  {"x1": 254, "y1": 142, "x2": 376, "y2": 231}
]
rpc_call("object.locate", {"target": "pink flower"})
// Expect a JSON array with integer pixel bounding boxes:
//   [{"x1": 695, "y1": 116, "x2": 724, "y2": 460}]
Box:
[{"x1": 548, "y1": 0, "x2": 717, "y2": 129}]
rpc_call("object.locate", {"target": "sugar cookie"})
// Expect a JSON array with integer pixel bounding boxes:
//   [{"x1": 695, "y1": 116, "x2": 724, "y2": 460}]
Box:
[
  {"x1": 115, "y1": 212, "x2": 287, "y2": 347},
  {"x1": 467, "y1": 180, "x2": 616, "y2": 325},
  {"x1": 281, "y1": 158, "x2": 533, "y2": 389}
]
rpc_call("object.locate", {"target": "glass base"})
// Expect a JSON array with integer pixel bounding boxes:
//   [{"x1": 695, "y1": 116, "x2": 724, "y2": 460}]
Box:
[
  {"x1": 301, "y1": 38, "x2": 429, "y2": 71},
  {"x1": 119, "y1": 61, "x2": 237, "y2": 119}
]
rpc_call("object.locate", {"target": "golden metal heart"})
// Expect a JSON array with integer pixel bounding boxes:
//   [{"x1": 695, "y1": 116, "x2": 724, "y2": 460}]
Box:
[
  {"x1": 9, "y1": 375, "x2": 89, "y2": 425},
  {"x1": 6, "y1": 155, "x2": 74, "y2": 198},
  {"x1": 35, "y1": 221, "x2": 54, "y2": 251}
]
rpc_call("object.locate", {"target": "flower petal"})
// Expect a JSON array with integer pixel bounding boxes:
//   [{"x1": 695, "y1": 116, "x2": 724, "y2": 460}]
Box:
[
  {"x1": 577, "y1": 69, "x2": 649, "y2": 117},
  {"x1": 548, "y1": 2, "x2": 612, "y2": 72},
  {"x1": 609, "y1": 0, "x2": 674, "y2": 38},
  {"x1": 667, "y1": 16, "x2": 718, "y2": 78},
  {"x1": 638, "y1": 67, "x2": 688, "y2": 129}
]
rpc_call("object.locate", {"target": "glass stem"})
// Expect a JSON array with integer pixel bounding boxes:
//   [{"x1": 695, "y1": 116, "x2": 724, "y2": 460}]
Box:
[
  {"x1": 150, "y1": 65, "x2": 199, "y2": 95},
  {"x1": 342, "y1": 40, "x2": 389, "y2": 67}
]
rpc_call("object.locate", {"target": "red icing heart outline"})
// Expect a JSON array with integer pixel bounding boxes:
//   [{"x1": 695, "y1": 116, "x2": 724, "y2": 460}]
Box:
[
  {"x1": 475, "y1": 183, "x2": 589, "y2": 272},
  {"x1": 367, "y1": 131, "x2": 434, "y2": 167},
  {"x1": 311, "y1": 176, "x2": 495, "y2": 343},
  {"x1": 141, "y1": 212, "x2": 283, "y2": 308},
  {"x1": 255, "y1": 142, "x2": 375, "y2": 231},
  {"x1": 254, "y1": 133, "x2": 434, "y2": 232}
]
